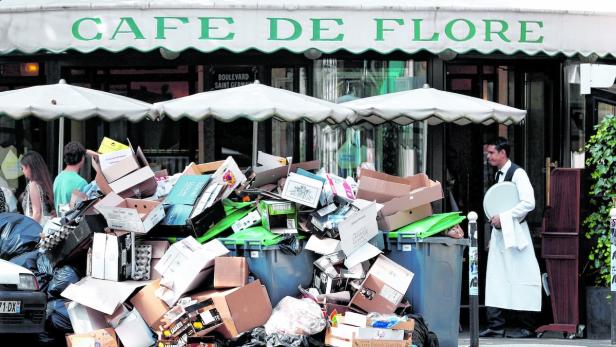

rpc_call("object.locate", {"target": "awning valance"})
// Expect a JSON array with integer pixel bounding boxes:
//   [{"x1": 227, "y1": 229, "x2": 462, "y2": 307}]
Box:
[{"x1": 1, "y1": 0, "x2": 615, "y2": 57}]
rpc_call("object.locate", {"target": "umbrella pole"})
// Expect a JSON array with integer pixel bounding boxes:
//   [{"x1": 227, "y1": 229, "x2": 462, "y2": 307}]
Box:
[
  {"x1": 252, "y1": 121, "x2": 258, "y2": 168},
  {"x1": 57, "y1": 117, "x2": 65, "y2": 175},
  {"x1": 422, "y1": 120, "x2": 428, "y2": 172}
]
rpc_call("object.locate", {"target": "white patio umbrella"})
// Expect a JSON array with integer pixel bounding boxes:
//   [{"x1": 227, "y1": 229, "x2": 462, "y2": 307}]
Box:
[
  {"x1": 342, "y1": 84, "x2": 526, "y2": 173},
  {"x1": 342, "y1": 84, "x2": 526, "y2": 126},
  {"x1": 0, "y1": 79, "x2": 155, "y2": 173},
  {"x1": 154, "y1": 80, "x2": 356, "y2": 166}
]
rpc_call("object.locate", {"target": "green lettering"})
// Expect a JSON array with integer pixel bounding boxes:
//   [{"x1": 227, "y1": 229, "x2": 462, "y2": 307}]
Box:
[
  {"x1": 445, "y1": 18, "x2": 476, "y2": 42},
  {"x1": 268, "y1": 18, "x2": 302, "y2": 40},
  {"x1": 72, "y1": 17, "x2": 102, "y2": 41},
  {"x1": 374, "y1": 18, "x2": 404, "y2": 41},
  {"x1": 198, "y1": 17, "x2": 235, "y2": 40},
  {"x1": 311, "y1": 18, "x2": 344, "y2": 41},
  {"x1": 519, "y1": 20, "x2": 544, "y2": 43},
  {"x1": 111, "y1": 17, "x2": 145, "y2": 40},
  {"x1": 155, "y1": 17, "x2": 189, "y2": 40},
  {"x1": 483, "y1": 19, "x2": 510, "y2": 42},
  {"x1": 412, "y1": 19, "x2": 439, "y2": 41}
]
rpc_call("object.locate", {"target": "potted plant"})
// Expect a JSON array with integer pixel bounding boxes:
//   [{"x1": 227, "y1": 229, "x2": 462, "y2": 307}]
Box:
[{"x1": 583, "y1": 114, "x2": 616, "y2": 339}]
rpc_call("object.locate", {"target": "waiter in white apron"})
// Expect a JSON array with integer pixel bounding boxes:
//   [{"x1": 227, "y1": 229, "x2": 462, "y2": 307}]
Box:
[{"x1": 479, "y1": 137, "x2": 541, "y2": 339}]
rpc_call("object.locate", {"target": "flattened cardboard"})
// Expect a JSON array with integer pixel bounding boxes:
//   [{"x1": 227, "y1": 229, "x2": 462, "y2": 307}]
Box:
[
  {"x1": 95, "y1": 193, "x2": 165, "y2": 234},
  {"x1": 114, "y1": 309, "x2": 156, "y2": 347},
  {"x1": 67, "y1": 301, "x2": 110, "y2": 334},
  {"x1": 210, "y1": 156, "x2": 247, "y2": 200},
  {"x1": 191, "y1": 280, "x2": 272, "y2": 339},
  {"x1": 66, "y1": 327, "x2": 119, "y2": 347},
  {"x1": 338, "y1": 202, "x2": 378, "y2": 256},
  {"x1": 155, "y1": 237, "x2": 229, "y2": 306},
  {"x1": 61, "y1": 277, "x2": 145, "y2": 315},
  {"x1": 214, "y1": 257, "x2": 249, "y2": 288},
  {"x1": 368, "y1": 255, "x2": 414, "y2": 296},
  {"x1": 97, "y1": 137, "x2": 129, "y2": 154},
  {"x1": 130, "y1": 279, "x2": 169, "y2": 330}
]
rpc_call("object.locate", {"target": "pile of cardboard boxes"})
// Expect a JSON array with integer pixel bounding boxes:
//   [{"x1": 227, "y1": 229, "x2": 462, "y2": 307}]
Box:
[{"x1": 32, "y1": 138, "x2": 461, "y2": 347}]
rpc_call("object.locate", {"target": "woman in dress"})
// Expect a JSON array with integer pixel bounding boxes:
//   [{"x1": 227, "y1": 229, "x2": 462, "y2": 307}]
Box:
[{"x1": 20, "y1": 151, "x2": 55, "y2": 225}]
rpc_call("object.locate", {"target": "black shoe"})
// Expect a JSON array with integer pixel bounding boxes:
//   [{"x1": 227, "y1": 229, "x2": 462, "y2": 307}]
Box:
[
  {"x1": 479, "y1": 328, "x2": 505, "y2": 337},
  {"x1": 506, "y1": 328, "x2": 535, "y2": 338}
]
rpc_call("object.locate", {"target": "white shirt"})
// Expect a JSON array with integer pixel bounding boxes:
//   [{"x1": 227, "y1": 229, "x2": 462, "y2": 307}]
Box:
[{"x1": 496, "y1": 160, "x2": 535, "y2": 220}]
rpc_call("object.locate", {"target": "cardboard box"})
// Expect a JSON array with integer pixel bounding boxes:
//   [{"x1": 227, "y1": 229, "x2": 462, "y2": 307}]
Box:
[
  {"x1": 99, "y1": 148, "x2": 139, "y2": 183},
  {"x1": 281, "y1": 172, "x2": 324, "y2": 208},
  {"x1": 91, "y1": 231, "x2": 132, "y2": 281},
  {"x1": 160, "y1": 297, "x2": 223, "y2": 341},
  {"x1": 47, "y1": 214, "x2": 107, "y2": 268},
  {"x1": 114, "y1": 309, "x2": 156, "y2": 347},
  {"x1": 191, "y1": 280, "x2": 272, "y2": 339},
  {"x1": 357, "y1": 170, "x2": 443, "y2": 232},
  {"x1": 349, "y1": 255, "x2": 414, "y2": 314},
  {"x1": 130, "y1": 279, "x2": 169, "y2": 331},
  {"x1": 67, "y1": 301, "x2": 109, "y2": 334},
  {"x1": 182, "y1": 160, "x2": 225, "y2": 176},
  {"x1": 253, "y1": 160, "x2": 320, "y2": 187},
  {"x1": 214, "y1": 257, "x2": 249, "y2": 288},
  {"x1": 66, "y1": 328, "x2": 119, "y2": 347},
  {"x1": 141, "y1": 240, "x2": 170, "y2": 279},
  {"x1": 325, "y1": 324, "x2": 359, "y2": 347},
  {"x1": 93, "y1": 150, "x2": 157, "y2": 198},
  {"x1": 338, "y1": 202, "x2": 378, "y2": 256},
  {"x1": 258, "y1": 200, "x2": 298, "y2": 234},
  {"x1": 155, "y1": 237, "x2": 229, "y2": 306},
  {"x1": 95, "y1": 193, "x2": 165, "y2": 234},
  {"x1": 352, "y1": 320, "x2": 415, "y2": 347}
]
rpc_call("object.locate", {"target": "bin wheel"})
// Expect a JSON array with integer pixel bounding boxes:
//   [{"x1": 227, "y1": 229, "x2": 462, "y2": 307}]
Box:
[{"x1": 536, "y1": 332, "x2": 544, "y2": 338}]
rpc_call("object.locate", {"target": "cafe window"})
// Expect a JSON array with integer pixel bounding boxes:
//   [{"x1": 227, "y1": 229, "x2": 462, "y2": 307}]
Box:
[{"x1": 313, "y1": 59, "x2": 428, "y2": 177}]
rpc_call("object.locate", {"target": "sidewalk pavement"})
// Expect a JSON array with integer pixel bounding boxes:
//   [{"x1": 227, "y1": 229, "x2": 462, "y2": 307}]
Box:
[{"x1": 458, "y1": 331, "x2": 612, "y2": 346}]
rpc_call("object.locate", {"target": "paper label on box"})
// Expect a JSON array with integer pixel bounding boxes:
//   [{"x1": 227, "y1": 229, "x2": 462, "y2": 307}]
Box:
[
  {"x1": 281, "y1": 172, "x2": 323, "y2": 208},
  {"x1": 250, "y1": 251, "x2": 260, "y2": 258},
  {"x1": 379, "y1": 284, "x2": 403, "y2": 305},
  {"x1": 286, "y1": 219, "x2": 295, "y2": 228},
  {"x1": 402, "y1": 244, "x2": 412, "y2": 252},
  {"x1": 200, "y1": 310, "x2": 216, "y2": 325}
]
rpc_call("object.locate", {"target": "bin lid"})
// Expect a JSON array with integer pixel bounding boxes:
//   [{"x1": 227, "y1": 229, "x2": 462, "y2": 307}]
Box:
[
  {"x1": 196, "y1": 206, "x2": 254, "y2": 243},
  {"x1": 388, "y1": 212, "x2": 466, "y2": 239},
  {"x1": 219, "y1": 226, "x2": 283, "y2": 246}
]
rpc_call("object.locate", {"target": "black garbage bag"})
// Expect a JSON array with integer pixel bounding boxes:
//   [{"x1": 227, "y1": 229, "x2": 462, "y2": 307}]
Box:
[
  {"x1": 408, "y1": 313, "x2": 439, "y2": 347},
  {"x1": 46, "y1": 298, "x2": 73, "y2": 333},
  {"x1": 9, "y1": 250, "x2": 40, "y2": 272},
  {"x1": 48, "y1": 265, "x2": 80, "y2": 298},
  {"x1": 234, "y1": 327, "x2": 324, "y2": 347},
  {"x1": 278, "y1": 235, "x2": 303, "y2": 256},
  {"x1": 0, "y1": 212, "x2": 42, "y2": 259}
]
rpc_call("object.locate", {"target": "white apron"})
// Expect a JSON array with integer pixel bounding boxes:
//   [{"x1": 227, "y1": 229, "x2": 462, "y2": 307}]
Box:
[{"x1": 485, "y1": 220, "x2": 542, "y2": 311}]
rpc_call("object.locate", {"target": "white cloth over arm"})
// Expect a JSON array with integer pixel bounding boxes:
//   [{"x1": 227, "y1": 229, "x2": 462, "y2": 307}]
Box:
[{"x1": 486, "y1": 160, "x2": 541, "y2": 311}]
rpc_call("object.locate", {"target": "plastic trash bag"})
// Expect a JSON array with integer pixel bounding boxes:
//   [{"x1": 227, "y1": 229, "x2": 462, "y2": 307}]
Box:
[
  {"x1": 48, "y1": 265, "x2": 80, "y2": 298},
  {"x1": 264, "y1": 297, "x2": 326, "y2": 336},
  {"x1": 36, "y1": 252, "x2": 55, "y2": 275},
  {"x1": 9, "y1": 250, "x2": 40, "y2": 272},
  {"x1": 278, "y1": 235, "x2": 302, "y2": 256},
  {"x1": 236, "y1": 327, "x2": 324, "y2": 347},
  {"x1": 46, "y1": 298, "x2": 73, "y2": 333},
  {"x1": 0, "y1": 212, "x2": 42, "y2": 259}
]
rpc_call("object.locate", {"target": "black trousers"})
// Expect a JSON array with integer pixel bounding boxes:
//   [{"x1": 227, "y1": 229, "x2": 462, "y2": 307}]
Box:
[{"x1": 486, "y1": 306, "x2": 537, "y2": 331}]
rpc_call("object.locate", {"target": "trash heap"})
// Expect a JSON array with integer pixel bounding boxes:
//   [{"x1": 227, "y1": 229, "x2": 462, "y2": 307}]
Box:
[{"x1": 4, "y1": 137, "x2": 468, "y2": 347}]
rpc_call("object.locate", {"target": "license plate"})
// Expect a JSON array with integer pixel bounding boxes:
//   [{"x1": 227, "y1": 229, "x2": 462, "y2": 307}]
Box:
[{"x1": 0, "y1": 300, "x2": 21, "y2": 314}]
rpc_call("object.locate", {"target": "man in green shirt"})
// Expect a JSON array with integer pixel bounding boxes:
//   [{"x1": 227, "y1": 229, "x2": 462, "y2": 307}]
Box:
[{"x1": 53, "y1": 141, "x2": 88, "y2": 213}]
